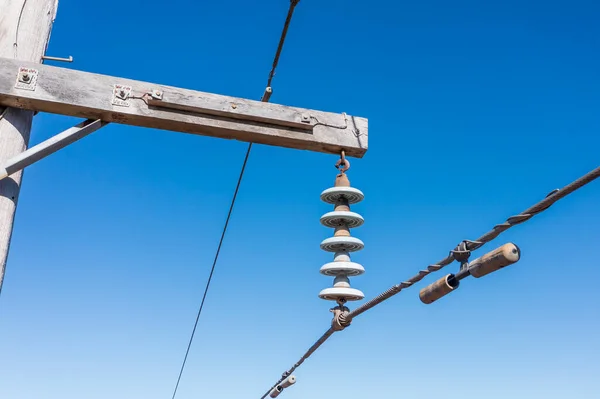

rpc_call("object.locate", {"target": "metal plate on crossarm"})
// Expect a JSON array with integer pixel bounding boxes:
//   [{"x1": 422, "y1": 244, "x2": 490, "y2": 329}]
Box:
[
  {"x1": 15, "y1": 67, "x2": 38, "y2": 90},
  {"x1": 111, "y1": 84, "x2": 132, "y2": 107}
]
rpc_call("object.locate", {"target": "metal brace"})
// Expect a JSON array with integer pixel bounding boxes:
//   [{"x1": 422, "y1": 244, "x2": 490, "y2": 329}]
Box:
[
  {"x1": 41, "y1": 55, "x2": 74, "y2": 63},
  {"x1": 111, "y1": 84, "x2": 132, "y2": 107},
  {"x1": 15, "y1": 67, "x2": 38, "y2": 91}
]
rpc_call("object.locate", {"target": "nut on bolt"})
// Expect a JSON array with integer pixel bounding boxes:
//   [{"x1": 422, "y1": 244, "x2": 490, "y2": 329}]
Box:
[{"x1": 151, "y1": 89, "x2": 163, "y2": 99}]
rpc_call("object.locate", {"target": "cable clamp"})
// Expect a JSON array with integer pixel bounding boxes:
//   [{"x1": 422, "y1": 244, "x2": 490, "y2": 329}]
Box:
[
  {"x1": 451, "y1": 240, "x2": 472, "y2": 269},
  {"x1": 451, "y1": 239, "x2": 484, "y2": 270},
  {"x1": 330, "y1": 304, "x2": 351, "y2": 331}
]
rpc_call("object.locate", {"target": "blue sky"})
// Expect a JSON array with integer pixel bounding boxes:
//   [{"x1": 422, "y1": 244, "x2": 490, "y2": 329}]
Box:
[{"x1": 1, "y1": 0, "x2": 599, "y2": 398}]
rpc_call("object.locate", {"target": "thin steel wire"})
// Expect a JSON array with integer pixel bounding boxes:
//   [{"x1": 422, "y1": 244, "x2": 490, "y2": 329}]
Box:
[
  {"x1": 13, "y1": 0, "x2": 28, "y2": 58},
  {"x1": 260, "y1": 164, "x2": 600, "y2": 397},
  {"x1": 170, "y1": 147, "x2": 252, "y2": 399},
  {"x1": 169, "y1": 2, "x2": 302, "y2": 399}
]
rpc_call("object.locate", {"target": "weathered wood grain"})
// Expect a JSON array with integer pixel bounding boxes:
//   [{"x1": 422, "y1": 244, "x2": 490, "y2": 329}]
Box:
[
  {"x1": 0, "y1": 57, "x2": 369, "y2": 157},
  {"x1": 0, "y1": 0, "x2": 59, "y2": 292}
]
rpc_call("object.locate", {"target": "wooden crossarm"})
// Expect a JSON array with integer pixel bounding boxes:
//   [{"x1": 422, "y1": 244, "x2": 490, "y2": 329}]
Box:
[{"x1": 0, "y1": 57, "x2": 368, "y2": 157}]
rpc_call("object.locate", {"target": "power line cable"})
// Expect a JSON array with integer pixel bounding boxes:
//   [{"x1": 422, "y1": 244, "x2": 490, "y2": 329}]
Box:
[
  {"x1": 169, "y1": 2, "x2": 303, "y2": 398},
  {"x1": 343, "y1": 164, "x2": 600, "y2": 321},
  {"x1": 260, "y1": 164, "x2": 600, "y2": 398},
  {"x1": 169, "y1": 148, "x2": 251, "y2": 399},
  {"x1": 267, "y1": 0, "x2": 301, "y2": 88}
]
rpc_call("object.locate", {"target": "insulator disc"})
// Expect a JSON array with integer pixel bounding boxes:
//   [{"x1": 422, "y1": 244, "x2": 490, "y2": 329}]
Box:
[
  {"x1": 320, "y1": 261, "x2": 365, "y2": 276},
  {"x1": 320, "y1": 187, "x2": 364, "y2": 204},
  {"x1": 320, "y1": 211, "x2": 364, "y2": 229},
  {"x1": 319, "y1": 287, "x2": 365, "y2": 301},
  {"x1": 320, "y1": 236, "x2": 364, "y2": 252}
]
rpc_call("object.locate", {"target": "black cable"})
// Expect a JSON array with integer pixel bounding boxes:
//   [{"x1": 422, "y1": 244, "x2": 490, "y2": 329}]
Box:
[
  {"x1": 267, "y1": 0, "x2": 301, "y2": 88},
  {"x1": 170, "y1": 145, "x2": 252, "y2": 399},
  {"x1": 169, "y1": 2, "x2": 302, "y2": 398}
]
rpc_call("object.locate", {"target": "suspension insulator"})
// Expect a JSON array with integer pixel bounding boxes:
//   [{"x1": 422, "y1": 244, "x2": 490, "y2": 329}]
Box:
[{"x1": 318, "y1": 157, "x2": 366, "y2": 304}]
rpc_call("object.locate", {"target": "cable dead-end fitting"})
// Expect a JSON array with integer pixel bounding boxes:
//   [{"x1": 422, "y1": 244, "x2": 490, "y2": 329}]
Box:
[
  {"x1": 468, "y1": 243, "x2": 520, "y2": 278},
  {"x1": 419, "y1": 274, "x2": 460, "y2": 304}
]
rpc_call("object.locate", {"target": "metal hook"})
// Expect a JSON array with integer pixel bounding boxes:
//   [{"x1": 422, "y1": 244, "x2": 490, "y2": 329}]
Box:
[{"x1": 335, "y1": 150, "x2": 350, "y2": 173}]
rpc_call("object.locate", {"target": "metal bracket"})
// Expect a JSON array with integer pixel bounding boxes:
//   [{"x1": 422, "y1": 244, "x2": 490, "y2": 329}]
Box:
[
  {"x1": 42, "y1": 55, "x2": 74, "y2": 63},
  {"x1": 15, "y1": 67, "x2": 38, "y2": 91},
  {"x1": 111, "y1": 84, "x2": 132, "y2": 107},
  {"x1": 0, "y1": 119, "x2": 107, "y2": 181}
]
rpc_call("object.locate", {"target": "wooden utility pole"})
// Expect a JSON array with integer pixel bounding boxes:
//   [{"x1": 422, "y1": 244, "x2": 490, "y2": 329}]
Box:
[{"x1": 0, "y1": 0, "x2": 59, "y2": 292}]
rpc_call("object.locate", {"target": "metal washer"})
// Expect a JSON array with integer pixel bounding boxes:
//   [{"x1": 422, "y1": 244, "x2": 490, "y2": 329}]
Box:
[
  {"x1": 320, "y1": 261, "x2": 365, "y2": 276},
  {"x1": 319, "y1": 287, "x2": 365, "y2": 301},
  {"x1": 320, "y1": 236, "x2": 364, "y2": 252},
  {"x1": 320, "y1": 187, "x2": 364, "y2": 205},
  {"x1": 320, "y1": 211, "x2": 364, "y2": 228}
]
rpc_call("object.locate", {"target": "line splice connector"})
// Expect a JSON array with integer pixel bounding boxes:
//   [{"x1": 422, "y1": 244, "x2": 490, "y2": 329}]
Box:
[{"x1": 318, "y1": 151, "x2": 365, "y2": 304}]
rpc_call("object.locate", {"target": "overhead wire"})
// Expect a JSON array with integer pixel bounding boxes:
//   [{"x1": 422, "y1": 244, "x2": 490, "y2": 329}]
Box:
[
  {"x1": 343, "y1": 165, "x2": 600, "y2": 321},
  {"x1": 168, "y1": 2, "x2": 303, "y2": 398},
  {"x1": 260, "y1": 328, "x2": 335, "y2": 399},
  {"x1": 169, "y1": 147, "x2": 251, "y2": 399},
  {"x1": 267, "y1": 0, "x2": 301, "y2": 88},
  {"x1": 259, "y1": 164, "x2": 600, "y2": 397}
]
